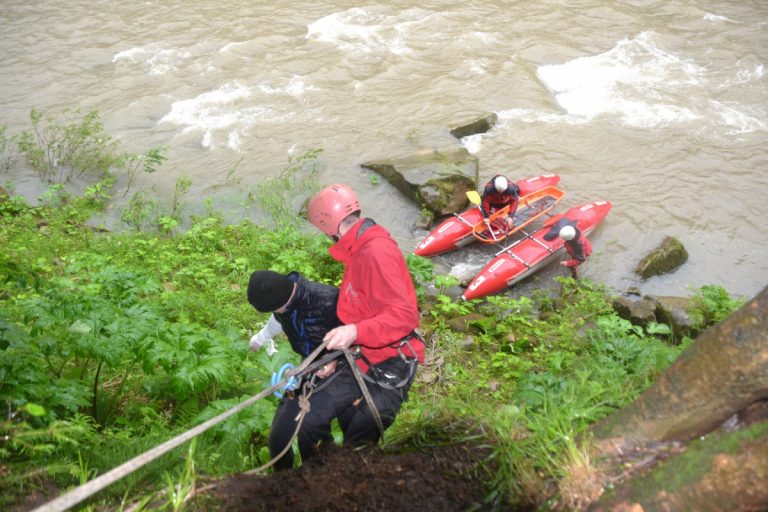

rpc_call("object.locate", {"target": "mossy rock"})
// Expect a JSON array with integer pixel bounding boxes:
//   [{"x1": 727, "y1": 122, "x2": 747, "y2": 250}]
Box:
[
  {"x1": 361, "y1": 147, "x2": 479, "y2": 217},
  {"x1": 635, "y1": 236, "x2": 689, "y2": 279},
  {"x1": 645, "y1": 294, "x2": 698, "y2": 342},
  {"x1": 446, "y1": 313, "x2": 489, "y2": 334}
]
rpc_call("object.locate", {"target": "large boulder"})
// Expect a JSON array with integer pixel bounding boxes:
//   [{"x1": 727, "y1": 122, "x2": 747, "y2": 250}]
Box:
[
  {"x1": 635, "y1": 236, "x2": 689, "y2": 279},
  {"x1": 449, "y1": 113, "x2": 498, "y2": 139},
  {"x1": 612, "y1": 296, "x2": 657, "y2": 328},
  {"x1": 645, "y1": 294, "x2": 698, "y2": 342},
  {"x1": 361, "y1": 147, "x2": 479, "y2": 217}
]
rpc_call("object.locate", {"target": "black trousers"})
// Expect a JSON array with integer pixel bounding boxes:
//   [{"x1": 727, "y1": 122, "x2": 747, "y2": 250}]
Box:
[{"x1": 267, "y1": 356, "x2": 417, "y2": 470}]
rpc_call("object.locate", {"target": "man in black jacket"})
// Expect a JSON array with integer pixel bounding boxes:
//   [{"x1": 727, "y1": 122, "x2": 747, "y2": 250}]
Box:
[{"x1": 247, "y1": 270, "x2": 343, "y2": 470}]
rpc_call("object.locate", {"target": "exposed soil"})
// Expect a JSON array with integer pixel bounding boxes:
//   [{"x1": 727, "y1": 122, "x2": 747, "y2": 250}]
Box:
[{"x1": 193, "y1": 443, "x2": 491, "y2": 512}]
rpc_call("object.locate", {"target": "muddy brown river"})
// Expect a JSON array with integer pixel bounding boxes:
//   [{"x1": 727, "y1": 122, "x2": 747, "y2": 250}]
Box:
[{"x1": 2, "y1": 0, "x2": 767, "y2": 298}]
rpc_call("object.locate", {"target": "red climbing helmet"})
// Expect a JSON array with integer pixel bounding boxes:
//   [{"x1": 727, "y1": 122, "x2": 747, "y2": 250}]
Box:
[{"x1": 307, "y1": 183, "x2": 361, "y2": 237}]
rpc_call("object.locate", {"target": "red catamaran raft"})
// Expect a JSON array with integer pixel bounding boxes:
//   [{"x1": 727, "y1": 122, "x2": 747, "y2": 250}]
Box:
[
  {"x1": 461, "y1": 200, "x2": 612, "y2": 300},
  {"x1": 414, "y1": 174, "x2": 562, "y2": 257}
]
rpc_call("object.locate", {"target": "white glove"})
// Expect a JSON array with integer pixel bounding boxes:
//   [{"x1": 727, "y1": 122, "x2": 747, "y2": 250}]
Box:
[
  {"x1": 249, "y1": 315, "x2": 283, "y2": 354},
  {"x1": 249, "y1": 330, "x2": 271, "y2": 351}
]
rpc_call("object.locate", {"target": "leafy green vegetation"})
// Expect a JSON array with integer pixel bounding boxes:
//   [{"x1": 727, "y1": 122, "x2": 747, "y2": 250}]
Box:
[
  {"x1": 391, "y1": 278, "x2": 697, "y2": 510},
  {"x1": 1, "y1": 124, "x2": 16, "y2": 173},
  {"x1": 249, "y1": 147, "x2": 322, "y2": 230},
  {"x1": 15, "y1": 108, "x2": 165, "y2": 186},
  {"x1": 687, "y1": 284, "x2": 746, "y2": 331},
  {"x1": 0, "y1": 112, "x2": 748, "y2": 511},
  {"x1": 0, "y1": 181, "x2": 341, "y2": 508}
]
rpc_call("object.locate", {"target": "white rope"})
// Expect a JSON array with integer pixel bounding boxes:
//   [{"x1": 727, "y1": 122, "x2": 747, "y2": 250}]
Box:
[
  {"x1": 33, "y1": 340, "x2": 332, "y2": 512},
  {"x1": 32, "y1": 383, "x2": 279, "y2": 512}
]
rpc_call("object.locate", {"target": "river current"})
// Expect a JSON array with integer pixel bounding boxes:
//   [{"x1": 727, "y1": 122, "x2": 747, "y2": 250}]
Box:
[{"x1": 2, "y1": 1, "x2": 767, "y2": 298}]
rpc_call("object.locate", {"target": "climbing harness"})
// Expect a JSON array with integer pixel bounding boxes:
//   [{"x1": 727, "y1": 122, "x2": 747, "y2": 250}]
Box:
[
  {"x1": 256, "y1": 344, "x2": 389, "y2": 472},
  {"x1": 355, "y1": 333, "x2": 422, "y2": 391},
  {"x1": 345, "y1": 350, "x2": 386, "y2": 439}
]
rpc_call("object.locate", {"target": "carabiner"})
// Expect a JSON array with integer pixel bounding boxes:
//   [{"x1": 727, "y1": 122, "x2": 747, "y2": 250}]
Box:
[{"x1": 270, "y1": 362, "x2": 299, "y2": 398}]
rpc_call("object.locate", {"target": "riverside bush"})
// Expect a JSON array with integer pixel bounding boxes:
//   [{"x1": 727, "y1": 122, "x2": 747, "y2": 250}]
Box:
[
  {"x1": 0, "y1": 125, "x2": 16, "y2": 173},
  {"x1": 0, "y1": 186, "x2": 340, "y2": 506},
  {"x1": 16, "y1": 109, "x2": 165, "y2": 187},
  {"x1": 0, "y1": 178, "x2": 746, "y2": 510},
  {"x1": 389, "y1": 278, "x2": 717, "y2": 510}
]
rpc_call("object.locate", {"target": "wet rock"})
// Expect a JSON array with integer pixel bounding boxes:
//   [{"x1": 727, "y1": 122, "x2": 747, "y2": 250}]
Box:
[
  {"x1": 420, "y1": 284, "x2": 440, "y2": 303},
  {"x1": 446, "y1": 313, "x2": 487, "y2": 333},
  {"x1": 644, "y1": 294, "x2": 698, "y2": 342},
  {"x1": 440, "y1": 285, "x2": 466, "y2": 302},
  {"x1": 361, "y1": 147, "x2": 479, "y2": 217},
  {"x1": 635, "y1": 236, "x2": 689, "y2": 279},
  {"x1": 448, "y1": 262, "x2": 485, "y2": 288},
  {"x1": 414, "y1": 210, "x2": 434, "y2": 231},
  {"x1": 449, "y1": 112, "x2": 498, "y2": 139},
  {"x1": 721, "y1": 400, "x2": 768, "y2": 433},
  {"x1": 421, "y1": 283, "x2": 463, "y2": 302},
  {"x1": 612, "y1": 296, "x2": 632, "y2": 318},
  {"x1": 613, "y1": 296, "x2": 657, "y2": 328}
]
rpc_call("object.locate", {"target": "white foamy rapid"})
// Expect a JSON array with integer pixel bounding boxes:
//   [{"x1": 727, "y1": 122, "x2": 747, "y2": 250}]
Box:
[
  {"x1": 258, "y1": 76, "x2": 317, "y2": 97},
  {"x1": 306, "y1": 7, "x2": 432, "y2": 55},
  {"x1": 158, "y1": 76, "x2": 315, "y2": 150},
  {"x1": 159, "y1": 82, "x2": 266, "y2": 150},
  {"x1": 536, "y1": 31, "x2": 703, "y2": 127},
  {"x1": 461, "y1": 134, "x2": 484, "y2": 154},
  {"x1": 509, "y1": 31, "x2": 767, "y2": 133},
  {"x1": 112, "y1": 44, "x2": 193, "y2": 76},
  {"x1": 703, "y1": 13, "x2": 733, "y2": 23}
]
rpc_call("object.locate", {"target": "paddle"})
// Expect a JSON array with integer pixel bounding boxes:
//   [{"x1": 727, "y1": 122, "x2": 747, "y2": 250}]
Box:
[{"x1": 466, "y1": 190, "x2": 497, "y2": 241}]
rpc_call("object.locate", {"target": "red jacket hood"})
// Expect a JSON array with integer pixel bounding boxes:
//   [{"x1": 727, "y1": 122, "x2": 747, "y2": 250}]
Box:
[
  {"x1": 327, "y1": 218, "x2": 424, "y2": 369},
  {"x1": 328, "y1": 218, "x2": 390, "y2": 264}
]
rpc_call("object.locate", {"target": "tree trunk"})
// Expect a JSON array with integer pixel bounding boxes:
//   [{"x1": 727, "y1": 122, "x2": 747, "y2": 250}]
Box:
[
  {"x1": 591, "y1": 285, "x2": 768, "y2": 457},
  {"x1": 580, "y1": 286, "x2": 768, "y2": 511},
  {"x1": 588, "y1": 420, "x2": 768, "y2": 512}
]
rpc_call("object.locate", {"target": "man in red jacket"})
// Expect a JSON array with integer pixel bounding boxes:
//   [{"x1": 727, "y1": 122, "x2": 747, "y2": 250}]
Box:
[
  {"x1": 558, "y1": 224, "x2": 592, "y2": 279},
  {"x1": 307, "y1": 183, "x2": 424, "y2": 445}
]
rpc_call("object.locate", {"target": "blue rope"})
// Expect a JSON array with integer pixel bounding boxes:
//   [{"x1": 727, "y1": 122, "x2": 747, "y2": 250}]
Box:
[{"x1": 270, "y1": 362, "x2": 299, "y2": 398}]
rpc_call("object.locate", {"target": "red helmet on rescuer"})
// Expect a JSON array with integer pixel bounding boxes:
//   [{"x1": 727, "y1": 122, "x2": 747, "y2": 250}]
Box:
[{"x1": 307, "y1": 183, "x2": 361, "y2": 237}]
